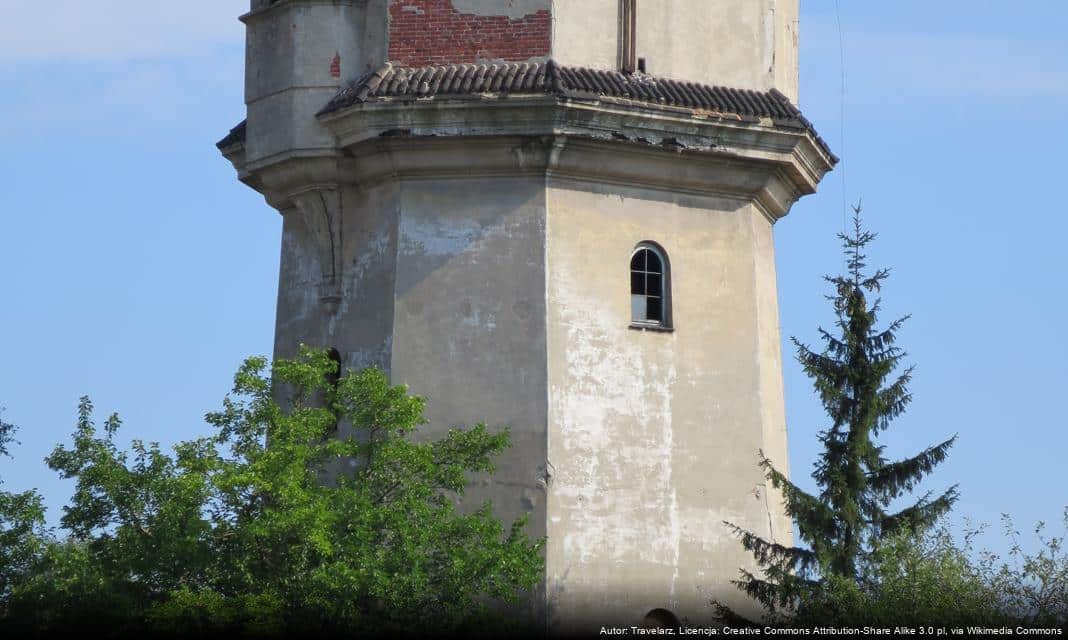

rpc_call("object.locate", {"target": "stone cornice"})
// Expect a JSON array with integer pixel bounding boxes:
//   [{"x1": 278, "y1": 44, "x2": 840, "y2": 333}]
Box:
[
  {"x1": 317, "y1": 96, "x2": 833, "y2": 219},
  {"x1": 239, "y1": 0, "x2": 361, "y2": 24},
  {"x1": 245, "y1": 154, "x2": 353, "y2": 211},
  {"x1": 228, "y1": 94, "x2": 833, "y2": 221},
  {"x1": 344, "y1": 135, "x2": 796, "y2": 221}
]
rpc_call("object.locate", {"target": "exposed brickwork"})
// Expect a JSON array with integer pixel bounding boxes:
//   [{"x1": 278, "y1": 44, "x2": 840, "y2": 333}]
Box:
[{"x1": 388, "y1": 0, "x2": 550, "y2": 66}]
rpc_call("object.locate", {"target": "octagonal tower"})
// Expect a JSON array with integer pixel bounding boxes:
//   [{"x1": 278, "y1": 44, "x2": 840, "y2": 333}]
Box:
[{"x1": 219, "y1": 0, "x2": 835, "y2": 633}]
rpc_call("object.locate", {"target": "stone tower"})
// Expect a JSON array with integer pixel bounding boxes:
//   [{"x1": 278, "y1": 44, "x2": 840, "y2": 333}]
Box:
[{"x1": 219, "y1": 0, "x2": 835, "y2": 632}]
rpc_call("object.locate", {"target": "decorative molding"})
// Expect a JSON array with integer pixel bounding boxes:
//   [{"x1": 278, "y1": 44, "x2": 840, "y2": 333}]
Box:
[
  {"x1": 319, "y1": 96, "x2": 834, "y2": 218},
  {"x1": 240, "y1": 0, "x2": 361, "y2": 24},
  {"x1": 341, "y1": 133, "x2": 804, "y2": 220},
  {"x1": 289, "y1": 186, "x2": 344, "y2": 306}
]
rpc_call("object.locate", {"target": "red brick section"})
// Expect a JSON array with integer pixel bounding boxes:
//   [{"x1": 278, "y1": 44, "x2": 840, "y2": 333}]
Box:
[{"x1": 388, "y1": 0, "x2": 550, "y2": 67}]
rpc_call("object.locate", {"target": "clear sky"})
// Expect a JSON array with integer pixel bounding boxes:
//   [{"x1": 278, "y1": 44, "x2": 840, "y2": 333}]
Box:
[{"x1": 1, "y1": 1, "x2": 1065, "y2": 557}]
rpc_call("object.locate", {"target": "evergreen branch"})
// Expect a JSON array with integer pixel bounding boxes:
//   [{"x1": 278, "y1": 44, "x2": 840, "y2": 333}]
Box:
[
  {"x1": 723, "y1": 522, "x2": 819, "y2": 577},
  {"x1": 867, "y1": 316, "x2": 909, "y2": 351},
  {"x1": 792, "y1": 338, "x2": 853, "y2": 420},
  {"x1": 759, "y1": 452, "x2": 839, "y2": 545},
  {"x1": 711, "y1": 600, "x2": 761, "y2": 627},
  {"x1": 872, "y1": 368, "x2": 915, "y2": 434},
  {"x1": 733, "y1": 570, "x2": 793, "y2": 613},
  {"x1": 868, "y1": 349, "x2": 907, "y2": 373},
  {"x1": 732, "y1": 568, "x2": 819, "y2": 614},
  {"x1": 859, "y1": 268, "x2": 891, "y2": 292},
  {"x1": 881, "y1": 485, "x2": 960, "y2": 537},
  {"x1": 816, "y1": 329, "x2": 849, "y2": 359},
  {"x1": 794, "y1": 339, "x2": 847, "y2": 378},
  {"x1": 867, "y1": 436, "x2": 956, "y2": 503}
]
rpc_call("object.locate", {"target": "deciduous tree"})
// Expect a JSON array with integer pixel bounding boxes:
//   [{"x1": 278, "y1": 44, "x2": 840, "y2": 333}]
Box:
[
  {"x1": 1, "y1": 348, "x2": 543, "y2": 636},
  {"x1": 0, "y1": 410, "x2": 46, "y2": 612}
]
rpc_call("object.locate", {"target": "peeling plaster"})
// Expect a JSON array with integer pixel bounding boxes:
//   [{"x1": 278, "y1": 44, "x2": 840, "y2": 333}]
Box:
[
  {"x1": 460, "y1": 300, "x2": 497, "y2": 331},
  {"x1": 550, "y1": 243, "x2": 681, "y2": 570},
  {"x1": 236, "y1": 0, "x2": 813, "y2": 626},
  {"x1": 350, "y1": 230, "x2": 392, "y2": 283},
  {"x1": 399, "y1": 215, "x2": 484, "y2": 258},
  {"x1": 540, "y1": 186, "x2": 790, "y2": 625},
  {"x1": 346, "y1": 335, "x2": 393, "y2": 372}
]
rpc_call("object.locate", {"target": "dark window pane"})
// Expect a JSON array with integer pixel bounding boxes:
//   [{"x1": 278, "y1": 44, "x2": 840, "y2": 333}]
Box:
[
  {"x1": 646, "y1": 297, "x2": 662, "y2": 322},
  {"x1": 647, "y1": 273, "x2": 662, "y2": 296},
  {"x1": 631, "y1": 249, "x2": 646, "y2": 271},
  {"x1": 646, "y1": 250, "x2": 662, "y2": 274},
  {"x1": 631, "y1": 271, "x2": 645, "y2": 294}
]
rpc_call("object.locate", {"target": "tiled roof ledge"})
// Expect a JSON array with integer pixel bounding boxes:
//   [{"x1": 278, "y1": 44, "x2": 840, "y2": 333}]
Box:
[
  {"x1": 318, "y1": 97, "x2": 832, "y2": 218},
  {"x1": 218, "y1": 61, "x2": 836, "y2": 220},
  {"x1": 320, "y1": 60, "x2": 835, "y2": 163}
]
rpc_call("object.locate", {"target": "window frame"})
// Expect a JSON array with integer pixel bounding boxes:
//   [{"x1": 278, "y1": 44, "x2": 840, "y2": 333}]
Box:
[{"x1": 629, "y1": 242, "x2": 673, "y2": 331}]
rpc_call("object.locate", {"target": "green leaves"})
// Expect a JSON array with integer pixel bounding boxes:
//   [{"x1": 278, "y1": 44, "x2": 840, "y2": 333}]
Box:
[
  {"x1": 778, "y1": 516, "x2": 1068, "y2": 627},
  {"x1": 0, "y1": 413, "x2": 46, "y2": 609},
  {"x1": 0, "y1": 347, "x2": 543, "y2": 635}
]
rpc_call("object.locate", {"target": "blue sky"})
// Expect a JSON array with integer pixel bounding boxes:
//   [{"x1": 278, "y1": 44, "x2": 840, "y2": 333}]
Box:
[{"x1": 1, "y1": 1, "x2": 1065, "y2": 557}]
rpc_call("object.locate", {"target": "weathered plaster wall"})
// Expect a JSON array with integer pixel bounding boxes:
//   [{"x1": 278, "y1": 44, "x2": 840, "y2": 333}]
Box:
[
  {"x1": 387, "y1": 0, "x2": 551, "y2": 66},
  {"x1": 262, "y1": 138, "x2": 807, "y2": 629},
  {"x1": 243, "y1": 1, "x2": 388, "y2": 164},
  {"x1": 751, "y1": 210, "x2": 794, "y2": 549},
  {"x1": 234, "y1": 0, "x2": 823, "y2": 630},
  {"x1": 273, "y1": 170, "x2": 551, "y2": 619},
  {"x1": 273, "y1": 180, "x2": 400, "y2": 379},
  {"x1": 772, "y1": 0, "x2": 800, "y2": 103},
  {"x1": 388, "y1": 176, "x2": 549, "y2": 544},
  {"x1": 551, "y1": 0, "x2": 800, "y2": 100},
  {"x1": 544, "y1": 180, "x2": 783, "y2": 628},
  {"x1": 550, "y1": 0, "x2": 620, "y2": 72}
]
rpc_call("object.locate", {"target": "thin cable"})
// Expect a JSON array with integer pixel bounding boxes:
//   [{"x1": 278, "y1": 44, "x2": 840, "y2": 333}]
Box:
[{"x1": 834, "y1": 0, "x2": 848, "y2": 236}]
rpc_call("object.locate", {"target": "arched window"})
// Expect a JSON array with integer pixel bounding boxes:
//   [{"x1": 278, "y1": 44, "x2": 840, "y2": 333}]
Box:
[{"x1": 630, "y1": 243, "x2": 671, "y2": 329}]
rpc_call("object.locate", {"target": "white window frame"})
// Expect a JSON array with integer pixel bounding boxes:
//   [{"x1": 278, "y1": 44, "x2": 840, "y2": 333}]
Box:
[{"x1": 630, "y1": 242, "x2": 672, "y2": 330}]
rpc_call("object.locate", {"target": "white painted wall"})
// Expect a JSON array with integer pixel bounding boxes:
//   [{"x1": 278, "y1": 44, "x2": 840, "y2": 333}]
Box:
[
  {"x1": 544, "y1": 180, "x2": 789, "y2": 628},
  {"x1": 552, "y1": 0, "x2": 800, "y2": 100}
]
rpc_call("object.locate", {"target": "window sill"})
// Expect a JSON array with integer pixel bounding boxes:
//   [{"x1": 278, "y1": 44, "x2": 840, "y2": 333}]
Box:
[{"x1": 629, "y1": 323, "x2": 674, "y2": 333}]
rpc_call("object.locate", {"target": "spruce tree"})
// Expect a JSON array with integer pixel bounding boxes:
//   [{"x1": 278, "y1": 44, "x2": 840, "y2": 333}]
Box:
[{"x1": 725, "y1": 205, "x2": 959, "y2": 617}]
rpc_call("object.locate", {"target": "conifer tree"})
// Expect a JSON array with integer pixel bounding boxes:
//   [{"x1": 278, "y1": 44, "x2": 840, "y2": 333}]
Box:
[{"x1": 725, "y1": 205, "x2": 959, "y2": 616}]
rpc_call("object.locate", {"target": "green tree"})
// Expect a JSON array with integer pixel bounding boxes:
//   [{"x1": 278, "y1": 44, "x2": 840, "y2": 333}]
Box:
[
  {"x1": 986, "y1": 509, "x2": 1068, "y2": 626},
  {"x1": 0, "y1": 409, "x2": 47, "y2": 612},
  {"x1": 723, "y1": 206, "x2": 959, "y2": 618},
  {"x1": 788, "y1": 511, "x2": 1068, "y2": 627},
  {"x1": 2, "y1": 348, "x2": 543, "y2": 636},
  {"x1": 792, "y1": 524, "x2": 1009, "y2": 627}
]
